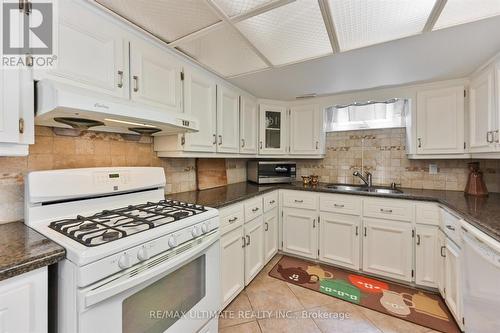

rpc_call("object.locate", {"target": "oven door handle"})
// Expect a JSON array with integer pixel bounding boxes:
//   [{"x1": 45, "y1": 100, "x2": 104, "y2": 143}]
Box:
[{"x1": 80, "y1": 231, "x2": 219, "y2": 309}]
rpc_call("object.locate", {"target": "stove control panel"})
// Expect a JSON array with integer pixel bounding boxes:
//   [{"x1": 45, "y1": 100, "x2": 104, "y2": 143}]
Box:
[{"x1": 78, "y1": 215, "x2": 219, "y2": 287}]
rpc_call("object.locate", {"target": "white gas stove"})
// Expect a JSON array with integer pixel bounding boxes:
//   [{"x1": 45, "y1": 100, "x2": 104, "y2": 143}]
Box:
[{"x1": 25, "y1": 167, "x2": 220, "y2": 333}]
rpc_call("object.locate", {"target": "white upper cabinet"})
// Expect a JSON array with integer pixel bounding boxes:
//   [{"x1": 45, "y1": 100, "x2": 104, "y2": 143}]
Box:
[
  {"x1": 217, "y1": 85, "x2": 240, "y2": 153},
  {"x1": 36, "y1": 0, "x2": 129, "y2": 98},
  {"x1": 182, "y1": 68, "x2": 217, "y2": 152},
  {"x1": 469, "y1": 68, "x2": 496, "y2": 153},
  {"x1": 239, "y1": 96, "x2": 258, "y2": 154},
  {"x1": 416, "y1": 86, "x2": 465, "y2": 154},
  {"x1": 129, "y1": 39, "x2": 182, "y2": 111},
  {"x1": 259, "y1": 104, "x2": 288, "y2": 155},
  {"x1": 290, "y1": 104, "x2": 321, "y2": 155}
]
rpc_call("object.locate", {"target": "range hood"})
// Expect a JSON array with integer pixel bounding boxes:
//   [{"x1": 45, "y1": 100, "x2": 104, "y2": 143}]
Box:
[{"x1": 35, "y1": 80, "x2": 199, "y2": 135}]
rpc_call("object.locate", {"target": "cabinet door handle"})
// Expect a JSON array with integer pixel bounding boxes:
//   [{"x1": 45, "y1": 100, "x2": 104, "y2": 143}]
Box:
[
  {"x1": 242, "y1": 237, "x2": 246, "y2": 248},
  {"x1": 440, "y1": 245, "x2": 446, "y2": 257},
  {"x1": 380, "y1": 208, "x2": 393, "y2": 213},
  {"x1": 315, "y1": 141, "x2": 319, "y2": 149},
  {"x1": 417, "y1": 137, "x2": 422, "y2": 148},
  {"x1": 117, "y1": 70, "x2": 124, "y2": 88},
  {"x1": 313, "y1": 219, "x2": 316, "y2": 228},
  {"x1": 133, "y1": 75, "x2": 139, "y2": 92},
  {"x1": 212, "y1": 134, "x2": 217, "y2": 145},
  {"x1": 487, "y1": 131, "x2": 493, "y2": 143},
  {"x1": 269, "y1": 200, "x2": 276, "y2": 204},
  {"x1": 265, "y1": 222, "x2": 269, "y2": 231},
  {"x1": 334, "y1": 204, "x2": 345, "y2": 208},
  {"x1": 355, "y1": 226, "x2": 359, "y2": 236},
  {"x1": 259, "y1": 141, "x2": 263, "y2": 149},
  {"x1": 241, "y1": 138, "x2": 245, "y2": 148},
  {"x1": 252, "y1": 207, "x2": 259, "y2": 212},
  {"x1": 446, "y1": 225, "x2": 456, "y2": 231},
  {"x1": 364, "y1": 227, "x2": 367, "y2": 237},
  {"x1": 495, "y1": 130, "x2": 500, "y2": 143},
  {"x1": 246, "y1": 235, "x2": 250, "y2": 246},
  {"x1": 218, "y1": 135, "x2": 222, "y2": 145},
  {"x1": 19, "y1": 118, "x2": 25, "y2": 134},
  {"x1": 228, "y1": 217, "x2": 238, "y2": 223},
  {"x1": 294, "y1": 199, "x2": 304, "y2": 203},
  {"x1": 416, "y1": 234, "x2": 421, "y2": 245}
]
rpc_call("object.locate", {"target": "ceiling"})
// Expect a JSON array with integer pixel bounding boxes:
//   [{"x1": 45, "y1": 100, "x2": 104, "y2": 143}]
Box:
[{"x1": 96, "y1": 0, "x2": 500, "y2": 99}]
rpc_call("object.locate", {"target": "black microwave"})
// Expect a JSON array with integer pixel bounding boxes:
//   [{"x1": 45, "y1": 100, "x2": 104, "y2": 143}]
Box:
[{"x1": 247, "y1": 161, "x2": 296, "y2": 184}]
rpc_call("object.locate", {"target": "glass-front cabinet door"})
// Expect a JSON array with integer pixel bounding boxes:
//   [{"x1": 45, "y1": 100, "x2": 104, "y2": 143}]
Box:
[{"x1": 259, "y1": 104, "x2": 288, "y2": 154}]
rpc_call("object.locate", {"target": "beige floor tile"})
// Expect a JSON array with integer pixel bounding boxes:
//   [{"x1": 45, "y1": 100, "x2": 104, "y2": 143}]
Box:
[
  {"x1": 219, "y1": 320, "x2": 261, "y2": 333},
  {"x1": 262, "y1": 254, "x2": 282, "y2": 274},
  {"x1": 258, "y1": 311, "x2": 321, "y2": 333},
  {"x1": 286, "y1": 282, "x2": 340, "y2": 309},
  {"x1": 246, "y1": 276, "x2": 304, "y2": 314},
  {"x1": 307, "y1": 302, "x2": 382, "y2": 333},
  {"x1": 358, "y1": 307, "x2": 431, "y2": 333},
  {"x1": 220, "y1": 291, "x2": 256, "y2": 328}
]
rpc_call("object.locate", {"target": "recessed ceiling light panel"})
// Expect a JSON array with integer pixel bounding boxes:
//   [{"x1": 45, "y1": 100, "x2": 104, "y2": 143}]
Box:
[
  {"x1": 213, "y1": 0, "x2": 276, "y2": 17},
  {"x1": 434, "y1": 0, "x2": 500, "y2": 30}
]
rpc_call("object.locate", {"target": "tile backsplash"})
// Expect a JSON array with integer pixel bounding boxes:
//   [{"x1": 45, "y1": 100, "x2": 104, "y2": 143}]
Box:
[
  {"x1": 296, "y1": 128, "x2": 500, "y2": 192},
  {"x1": 0, "y1": 126, "x2": 246, "y2": 223}
]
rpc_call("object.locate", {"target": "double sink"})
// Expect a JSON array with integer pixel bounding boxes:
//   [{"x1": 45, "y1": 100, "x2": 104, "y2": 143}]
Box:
[{"x1": 325, "y1": 184, "x2": 403, "y2": 195}]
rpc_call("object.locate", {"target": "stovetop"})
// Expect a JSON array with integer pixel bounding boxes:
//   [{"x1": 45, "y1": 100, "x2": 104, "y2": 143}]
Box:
[{"x1": 48, "y1": 199, "x2": 207, "y2": 247}]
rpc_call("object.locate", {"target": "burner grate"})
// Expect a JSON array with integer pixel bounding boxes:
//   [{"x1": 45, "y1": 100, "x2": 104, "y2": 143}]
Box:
[{"x1": 49, "y1": 200, "x2": 207, "y2": 247}]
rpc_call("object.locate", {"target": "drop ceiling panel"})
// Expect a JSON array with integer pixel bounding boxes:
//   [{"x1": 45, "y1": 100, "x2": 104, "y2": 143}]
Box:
[
  {"x1": 329, "y1": 0, "x2": 436, "y2": 51},
  {"x1": 213, "y1": 0, "x2": 276, "y2": 17},
  {"x1": 434, "y1": 0, "x2": 500, "y2": 30},
  {"x1": 95, "y1": 0, "x2": 221, "y2": 42},
  {"x1": 236, "y1": 0, "x2": 332, "y2": 66},
  {"x1": 177, "y1": 24, "x2": 269, "y2": 77}
]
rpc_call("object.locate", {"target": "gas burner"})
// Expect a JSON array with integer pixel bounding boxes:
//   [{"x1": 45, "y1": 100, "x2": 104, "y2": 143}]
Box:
[
  {"x1": 172, "y1": 211, "x2": 190, "y2": 219},
  {"x1": 102, "y1": 230, "x2": 120, "y2": 241},
  {"x1": 79, "y1": 222, "x2": 98, "y2": 231}
]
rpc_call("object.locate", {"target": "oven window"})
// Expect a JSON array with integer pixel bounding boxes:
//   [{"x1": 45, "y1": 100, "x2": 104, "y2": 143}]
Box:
[{"x1": 122, "y1": 255, "x2": 206, "y2": 333}]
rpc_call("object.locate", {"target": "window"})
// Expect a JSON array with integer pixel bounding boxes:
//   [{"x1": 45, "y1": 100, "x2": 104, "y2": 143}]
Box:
[{"x1": 325, "y1": 98, "x2": 408, "y2": 132}]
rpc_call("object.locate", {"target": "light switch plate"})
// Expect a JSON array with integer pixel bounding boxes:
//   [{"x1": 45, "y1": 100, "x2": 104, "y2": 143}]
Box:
[{"x1": 429, "y1": 164, "x2": 438, "y2": 174}]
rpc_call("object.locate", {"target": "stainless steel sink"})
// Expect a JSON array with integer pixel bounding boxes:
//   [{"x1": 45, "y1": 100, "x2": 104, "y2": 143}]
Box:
[{"x1": 325, "y1": 184, "x2": 403, "y2": 194}]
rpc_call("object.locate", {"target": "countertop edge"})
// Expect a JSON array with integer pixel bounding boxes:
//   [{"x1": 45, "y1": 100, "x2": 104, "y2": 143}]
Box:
[{"x1": 0, "y1": 249, "x2": 66, "y2": 282}]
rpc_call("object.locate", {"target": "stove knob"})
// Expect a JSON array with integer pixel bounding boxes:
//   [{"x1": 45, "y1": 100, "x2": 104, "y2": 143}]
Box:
[
  {"x1": 201, "y1": 223, "x2": 209, "y2": 234},
  {"x1": 137, "y1": 247, "x2": 150, "y2": 261},
  {"x1": 168, "y1": 236, "x2": 177, "y2": 248},
  {"x1": 118, "y1": 253, "x2": 131, "y2": 269},
  {"x1": 191, "y1": 226, "x2": 200, "y2": 238}
]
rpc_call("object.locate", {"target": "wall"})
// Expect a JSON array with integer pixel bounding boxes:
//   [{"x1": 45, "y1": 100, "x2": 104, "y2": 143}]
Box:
[
  {"x1": 296, "y1": 128, "x2": 500, "y2": 192},
  {"x1": 0, "y1": 126, "x2": 246, "y2": 223}
]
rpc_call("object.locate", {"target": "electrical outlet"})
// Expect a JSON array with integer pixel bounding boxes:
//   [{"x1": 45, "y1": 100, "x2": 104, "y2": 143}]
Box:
[{"x1": 429, "y1": 164, "x2": 438, "y2": 175}]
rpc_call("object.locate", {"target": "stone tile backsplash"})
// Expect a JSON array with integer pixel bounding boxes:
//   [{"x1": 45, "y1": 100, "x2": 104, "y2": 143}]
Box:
[
  {"x1": 0, "y1": 126, "x2": 247, "y2": 223},
  {"x1": 296, "y1": 128, "x2": 500, "y2": 192}
]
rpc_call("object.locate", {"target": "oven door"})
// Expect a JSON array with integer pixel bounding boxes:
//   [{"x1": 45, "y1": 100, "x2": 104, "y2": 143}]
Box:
[{"x1": 77, "y1": 230, "x2": 220, "y2": 333}]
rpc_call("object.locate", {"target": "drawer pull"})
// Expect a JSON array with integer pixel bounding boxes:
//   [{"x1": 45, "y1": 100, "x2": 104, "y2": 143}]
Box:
[
  {"x1": 246, "y1": 235, "x2": 251, "y2": 246},
  {"x1": 440, "y1": 245, "x2": 446, "y2": 257},
  {"x1": 265, "y1": 222, "x2": 269, "y2": 231},
  {"x1": 294, "y1": 199, "x2": 304, "y2": 203},
  {"x1": 313, "y1": 219, "x2": 316, "y2": 228},
  {"x1": 228, "y1": 217, "x2": 238, "y2": 223},
  {"x1": 242, "y1": 237, "x2": 246, "y2": 248},
  {"x1": 364, "y1": 227, "x2": 367, "y2": 237},
  {"x1": 269, "y1": 200, "x2": 276, "y2": 204},
  {"x1": 252, "y1": 207, "x2": 259, "y2": 212},
  {"x1": 334, "y1": 204, "x2": 345, "y2": 208},
  {"x1": 446, "y1": 225, "x2": 456, "y2": 231},
  {"x1": 416, "y1": 234, "x2": 421, "y2": 245},
  {"x1": 380, "y1": 208, "x2": 393, "y2": 213},
  {"x1": 355, "y1": 226, "x2": 359, "y2": 236}
]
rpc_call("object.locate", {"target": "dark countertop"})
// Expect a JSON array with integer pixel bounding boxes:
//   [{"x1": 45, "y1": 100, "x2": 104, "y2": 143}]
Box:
[
  {"x1": 0, "y1": 221, "x2": 65, "y2": 282},
  {"x1": 167, "y1": 181, "x2": 500, "y2": 242}
]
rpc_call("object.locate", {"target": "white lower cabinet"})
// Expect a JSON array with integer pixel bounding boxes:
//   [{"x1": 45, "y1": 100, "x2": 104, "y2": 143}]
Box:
[
  {"x1": 0, "y1": 267, "x2": 48, "y2": 333},
  {"x1": 362, "y1": 218, "x2": 413, "y2": 282},
  {"x1": 444, "y1": 238, "x2": 462, "y2": 326},
  {"x1": 263, "y1": 208, "x2": 279, "y2": 264},
  {"x1": 415, "y1": 225, "x2": 440, "y2": 288},
  {"x1": 244, "y1": 216, "x2": 265, "y2": 285},
  {"x1": 437, "y1": 229, "x2": 446, "y2": 296},
  {"x1": 220, "y1": 225, "x2": 245, "y2": 308},
  {"x1": 319, "y1": 212, "x2": 360, "y2": 270},
  {"x1": 282, "y1": 208, "x2": 318, "y2": 259}
]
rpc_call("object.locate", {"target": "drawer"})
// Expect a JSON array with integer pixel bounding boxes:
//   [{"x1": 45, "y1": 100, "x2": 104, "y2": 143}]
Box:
[
  {"x1": 363, "y1": 198, "x2": 413, "y2": 222},
  {"x1": 244, "y1": 197, "x2": 263, "y2": 222},
  {"x1": 263, "y1": 191, "x2": 278, "y2": 213},
  {"x1": 219, "y1": 203, "x2": 244, "y2": 234},
  {"x1": 416, "y1": 202, "x2": 440, "y2": 226},
  {"x1": 440, "y1": 208, "x2": 461, "y2": 244},
  {"x1": 283, "y1": 191, "x2": 317, "y2": 210},
  {"x1": 320, "y1": 194, "x2": 361, "y2": 215}
]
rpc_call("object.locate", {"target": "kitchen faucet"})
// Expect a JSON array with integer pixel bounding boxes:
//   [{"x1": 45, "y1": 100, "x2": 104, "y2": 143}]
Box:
[{"x1": 353, "y1": 171, "x2": 372, "y2": 187}]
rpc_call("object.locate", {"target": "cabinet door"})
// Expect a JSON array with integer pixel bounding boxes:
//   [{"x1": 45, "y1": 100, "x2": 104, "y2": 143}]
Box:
[
  {"x1": 416, "y1": 86, "x2": 465, "y2": 154},
  {"x1": 437, "y1": 230, "x2": 446, "y2": 296},
  {"x1": 220, "y1": 226, "x2": 245, "y2": 308},
  {"x1": 290, "y1": 105, "x2": 320, "y2": 155},
  {"x1": 362, "y1": 218, "x2": 413, "y2": 282},
  {"x1": 183, "y1": 68, "x2": 217, "y2": 152},
  {"x1": 319, "y1": 213, "x2": 360, "y2": 270},
  {"x1": 282, "y1": 208, "x2": 318, "y2": 259},
  {"x1": 469, "y1": 68, "x2": 495, "y2": 152},
  {"x1": 36, "y1": 0, "x2": 129, "y2": 98},
  {"x1": 240, "y1": 96, "x2": 258, "y2": 154},
  {"x1": 444, "y1": 239, "x2": 462, "y2": 324},
  {"x1": 0, "y1": 267, "x2": 47, "y2": 333},
  {"x1": 264, "y1": 208, "x2": 279, "y2": 264},
  {"x1": 130, "y1": 39, "x2": 182, "y2": 111},
  {"x1": 217, "y1": 85, "x2": 240, "y2": 153},
  {"x1": 244, "y1": 216, "x2": 265, "y2": 285},
  {"x1": 259, "y1": 104, "x2": 288, "y2": 155},
  {"x1": 415, "y1": 225, "x2": 440, "y2": 288}
]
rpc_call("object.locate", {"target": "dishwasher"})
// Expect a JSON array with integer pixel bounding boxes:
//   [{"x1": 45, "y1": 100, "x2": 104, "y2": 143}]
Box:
[{"x1": 462, "y1": 223, "x2": 500, "y2": 333}]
